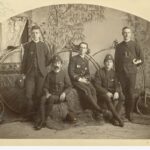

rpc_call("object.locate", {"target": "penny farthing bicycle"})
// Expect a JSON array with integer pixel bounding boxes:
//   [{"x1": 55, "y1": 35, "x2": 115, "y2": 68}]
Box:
[{"x1": 0, "y1": 45, "x2": 27, "y2": 117}]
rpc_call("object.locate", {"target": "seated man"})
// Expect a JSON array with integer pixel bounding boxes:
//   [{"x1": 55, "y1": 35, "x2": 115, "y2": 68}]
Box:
[
  {"x1": 34, "y1": 55, "x2": 76, "y2": 130},
  {"x1": 94, "y1": 54, "x2": 124, "y2": 127},
  {"x1": 68, "y1": 42, "x2": 104, "y2": 118}
]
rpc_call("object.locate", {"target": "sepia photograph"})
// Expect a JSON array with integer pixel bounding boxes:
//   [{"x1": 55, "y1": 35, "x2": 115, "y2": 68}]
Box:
[{"x1": 0, "y1": 0, "x2": 150, "y2": 141}]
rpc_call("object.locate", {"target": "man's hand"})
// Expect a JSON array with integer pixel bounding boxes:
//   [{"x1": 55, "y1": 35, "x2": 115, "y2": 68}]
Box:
[
  {"x1": 60, "y1": 92, "x2": 66, "y2": 102},
  {"x1": 106, "y1": 92, "x2": 113, "y2": 98},
  {"x1": 133, "y1": 59, "x2": 142, "y2": 65},
  {"x1": 46, "y1": 92, "x2": 51, "y2": 99},
  {"x1": 78, "y1": 77, "x2": 88, "y2": 84},
  {"x1": 113, "y1": 92, "x2": 119, "y2": 100}
]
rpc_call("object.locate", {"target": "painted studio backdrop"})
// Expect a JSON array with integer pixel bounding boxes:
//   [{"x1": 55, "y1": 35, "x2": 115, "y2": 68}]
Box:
[{"x1": 0, "y1": 4, "x2": 150, "y2": 90}]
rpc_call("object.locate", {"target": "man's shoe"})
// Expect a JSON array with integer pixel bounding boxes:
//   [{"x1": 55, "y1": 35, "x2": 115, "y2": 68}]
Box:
[
  {"x1": 112, "y1": 118, "x2": 124, "y2": 127},
  {"x1": 94, "y1": 113, "x2": 105, "y2": 125},
  {"x1": 118, "y1": 119, "x2": 124, "y2": 127},
  {"x1": 65, "y1": 112, "x2": 77, "y2": 123},
  {"x1": 112, "y1": 119, "x2": 119, "y2": 126},
  {"x1": 34, "y1": 121, "x2": 46, "y2": 130},
  {"x1": 126, "y1": 114, "x2": 134, "y2": 122}
]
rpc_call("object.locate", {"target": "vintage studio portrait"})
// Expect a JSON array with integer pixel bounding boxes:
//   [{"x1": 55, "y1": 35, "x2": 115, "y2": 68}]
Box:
[{"x1": 0, "y1": 3, "x2": 150, "y2": 139}]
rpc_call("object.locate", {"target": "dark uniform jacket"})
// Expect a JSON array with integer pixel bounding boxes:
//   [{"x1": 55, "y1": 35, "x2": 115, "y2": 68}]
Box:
[
  {"x1": 43, "y1": 70, "x2": 72, "y2": 96},
  {"x1": 69, "y1": 54, "x2": 90, "y2": 82},
  {"x1": 94, "y1": 67, "x2": 120, "y2": 95},
  {"x1": 21, "y1": 41, "x2": 50, "y2": 77},
  {"x1": 115, "y1": 40, "x2": 144, "y2": 75}
]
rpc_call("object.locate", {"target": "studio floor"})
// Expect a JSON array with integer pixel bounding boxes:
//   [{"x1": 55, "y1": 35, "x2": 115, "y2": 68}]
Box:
[{"x1": 0, "y1": 119, "x2": 150, "y2": 139}]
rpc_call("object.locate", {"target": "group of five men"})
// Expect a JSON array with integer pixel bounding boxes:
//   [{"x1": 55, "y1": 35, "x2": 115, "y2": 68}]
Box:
[{"x1": 21, "y1": 25, "x2": 143, "y2": 130}]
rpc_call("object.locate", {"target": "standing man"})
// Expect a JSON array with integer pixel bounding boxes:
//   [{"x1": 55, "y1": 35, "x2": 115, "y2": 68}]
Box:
[
  {"x1": 115, "y1": 26, "x2": 144, "y2": 121},
  {"x1": 69, "y1": 42, "x2": 104, "y2": 115},
  {"x1": 21, "y1": 25, "x2": 51, "y2": 116}
]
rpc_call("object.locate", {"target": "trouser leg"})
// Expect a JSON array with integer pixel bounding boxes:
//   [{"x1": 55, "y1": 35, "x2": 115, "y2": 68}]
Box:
[
  {"x1": 34, "y1": 71, "x2": 46, "y2": 111},
  {"x1": 85, "y1": 88, "x2": 102, "y2": 113},
  {"x1": 119, "y1": 73, "x2": 136, "y2": 121},
  {"x1": 40, "y1": 96, "x2": 47, "y2": 123},
  {"x1": 47, "y1": 96, "x2": 56, "y2": 117},
  {"x1": 119, "y1": 74, "x2": 129, "y2": 117},
  {"x1": 99, "y1": 94, "x2": 123, "y2": 126},
  {"x1": 89, "y1": 83, "x2": 98, "y2": 103},
  {"x1": 25, "y1": 73, "x2": 35, "y2": 114},
  {"x1": 74, "y1": 82, "x2": 102, "y2": 112},
  {"x1": 127, "y1": 74, "x2": 136, "y2": 118},
  {"x1": 115, "y1": 100, "x2": 124, "y2": 115},
  {"x1": 115, "y1": 92, "x2": 125, "y2": 115},
  {"x1": 104, "y1": 95, "x2": 121, "y2": 120},
  {"x1": 34, "y1": 96, "x2": 55, "y2": 130},
  {"x1": 40, "y1": 95, "x2": 57, "y2": 123}
]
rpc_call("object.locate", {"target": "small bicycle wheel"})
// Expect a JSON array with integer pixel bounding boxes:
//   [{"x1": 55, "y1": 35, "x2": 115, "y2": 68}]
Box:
[
  {"x1": 0, "y1": 100, "x2": 4, "y2": 122},
  {"x1": 136, "y1": 96, "x2": 150, "y2": 115}
]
